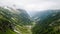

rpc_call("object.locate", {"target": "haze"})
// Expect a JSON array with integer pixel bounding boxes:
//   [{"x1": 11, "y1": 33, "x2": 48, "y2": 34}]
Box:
[{"x1": 0, "y1": 0, "x2": 60, "y2": 16}]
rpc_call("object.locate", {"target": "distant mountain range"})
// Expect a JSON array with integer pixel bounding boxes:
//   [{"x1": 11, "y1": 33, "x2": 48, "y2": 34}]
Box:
[{"x1": 32, "y1": 10, "x2": 60, "y2": 20}]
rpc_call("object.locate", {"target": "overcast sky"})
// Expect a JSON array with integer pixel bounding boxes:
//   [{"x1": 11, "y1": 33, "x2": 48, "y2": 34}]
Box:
[
  {"x1": 0, "y1": 0, "x2": 60, "y2": 16},
  {"x1": 0, "y1": 0, "x2": 60, "y2": 11}
]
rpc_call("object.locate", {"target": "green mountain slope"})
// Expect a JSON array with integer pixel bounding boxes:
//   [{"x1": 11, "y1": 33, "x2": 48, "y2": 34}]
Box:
[
  {"x1": 0, "y1": 7, "x2": 33, "y2": 34},
  {"x1": 32, "y1": 10, "x2": 60, "y2": 34}
]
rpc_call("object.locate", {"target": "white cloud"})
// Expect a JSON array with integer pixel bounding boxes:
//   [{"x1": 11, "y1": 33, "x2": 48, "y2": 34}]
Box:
[{"x1": 0, "y1": 0, "x2": 60, "y2": 11}]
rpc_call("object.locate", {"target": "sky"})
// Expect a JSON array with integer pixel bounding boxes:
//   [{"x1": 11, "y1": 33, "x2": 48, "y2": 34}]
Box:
[
  {"x1": 0, "y1": 0, "x2": 60, "y2": 11},
  {"x1": 0, "y1": 0, "x2": 60, "y2": 16}
]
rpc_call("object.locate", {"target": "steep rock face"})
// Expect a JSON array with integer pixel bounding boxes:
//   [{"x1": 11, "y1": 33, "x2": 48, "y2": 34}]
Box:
[{"x1": 32, "y1": 10, "x2": 60, "y2": 34}]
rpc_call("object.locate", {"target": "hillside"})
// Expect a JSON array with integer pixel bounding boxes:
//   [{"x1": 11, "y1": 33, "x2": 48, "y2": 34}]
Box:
[
  {"x1": 0, "y1": 7, "x2": 33, "y2": 34},
  {"x1": 32, "y1": 10, "x2": 60, "y2": 34},
  {"x1": 0, "y1": 6, "x2": 60, "y2": 34}
]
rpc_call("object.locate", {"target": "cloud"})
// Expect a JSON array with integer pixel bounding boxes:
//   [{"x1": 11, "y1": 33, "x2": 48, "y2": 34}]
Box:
[{"x1": 0, "y1": 0, "x2": 60, "y2": 11}]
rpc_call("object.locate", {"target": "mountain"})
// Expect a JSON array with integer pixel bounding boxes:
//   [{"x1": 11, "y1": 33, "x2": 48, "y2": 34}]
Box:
[
  {"x1": 1, "y1": 6, "x2": 60, "y2": 34},
  {"x1": 32, "y1": 10, "x2": 60, "y2": 34},
  {"x1": 3, "y1": 6, "x2": 32, "y2": 26},
  {"x1": 17, "y1": 9, "x2": 32, "y2": 25},
  {"x1": 33, "y1": 10, "x2": 60, "y2": 20},
  {"x1": 0, "y1": 6, "x2": 33, "y2": 34}
]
